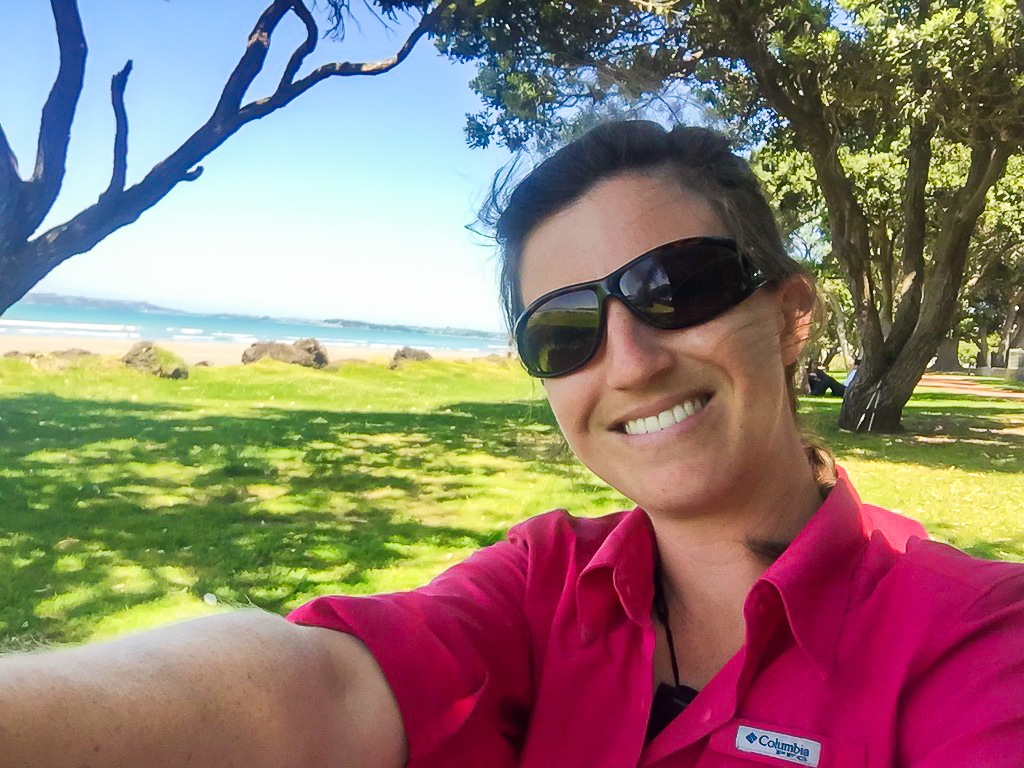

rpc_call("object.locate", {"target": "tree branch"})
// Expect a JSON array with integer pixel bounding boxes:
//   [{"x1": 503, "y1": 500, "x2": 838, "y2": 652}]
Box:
[
  {"x1": 22, "y1": 0, "x2": 87, "y2": 237},
  {"x1": 98, "y1": 60, "x2": 133, "y2": 206},
  {"x1": 0, "y1": 121, "x2": 19, "y2": 184},
  {"x1": 278, "y1": 0, "x2": 318, "y2": 90},
  {"x1": 213, "y1": 0, "x2": 293, "y2": 120},
  {"x1": 22, "y1": 0, "x2": 461, "y2": 292},
  {"x1": 884, "y1": 119, "x2": 934, "y2": 357},
  {"x1": 255, "y1": 0, "x2": 459, "y2": 112},
  {"x1": 907, "y1": 139, "x2": 1011, "y2": 364}
]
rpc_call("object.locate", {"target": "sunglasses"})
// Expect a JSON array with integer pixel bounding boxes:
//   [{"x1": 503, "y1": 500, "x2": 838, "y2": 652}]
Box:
[{"x1": 514, "y1": 237, "x2": 768, "y2": 378}]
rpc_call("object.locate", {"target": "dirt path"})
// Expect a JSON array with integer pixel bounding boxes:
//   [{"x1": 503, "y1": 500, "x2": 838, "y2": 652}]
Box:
[{"x1": 915, "y1": 374, "x2": 1024, "y2": 401}]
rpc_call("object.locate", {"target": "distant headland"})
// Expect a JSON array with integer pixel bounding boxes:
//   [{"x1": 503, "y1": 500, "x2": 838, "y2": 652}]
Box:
[{"x1": 22, "y1": 293, "x2": 508, "y2": 341}]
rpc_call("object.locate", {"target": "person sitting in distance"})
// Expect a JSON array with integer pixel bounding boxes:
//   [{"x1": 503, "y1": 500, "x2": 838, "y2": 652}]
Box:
[
  {"x1": 2, "y1": 121, "x2": 1022, "y2": 767},
  {"x1": 807, "y1": 367, "x2": 846, "y2": 396}
]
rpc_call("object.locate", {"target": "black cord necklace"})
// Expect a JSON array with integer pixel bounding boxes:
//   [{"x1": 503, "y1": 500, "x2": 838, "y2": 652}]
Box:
[{"x1": 646, "y1": 573, "x2": 700, "y2": 741}]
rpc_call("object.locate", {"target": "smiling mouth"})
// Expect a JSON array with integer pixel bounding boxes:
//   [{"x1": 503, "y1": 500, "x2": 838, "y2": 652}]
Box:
[{"x1": 622, "y1": 394, "x2": 711, "y2": 435}]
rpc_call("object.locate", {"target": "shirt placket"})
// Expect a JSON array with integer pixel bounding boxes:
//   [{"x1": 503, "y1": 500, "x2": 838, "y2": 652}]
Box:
[{"x1": 640, "y1": 583, "x2": 784, "y2": 766}]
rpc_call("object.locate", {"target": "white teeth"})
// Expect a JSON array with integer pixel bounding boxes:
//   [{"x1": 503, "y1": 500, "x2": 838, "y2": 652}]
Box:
[{"x1": 624, "y1": 397, "x2": 708, "y2": 436}]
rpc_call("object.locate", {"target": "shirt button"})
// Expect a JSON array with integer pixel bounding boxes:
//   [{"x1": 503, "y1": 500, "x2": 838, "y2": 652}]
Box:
[{"x1": 700, "y1": 707, "x2": 713, "y2": 723}]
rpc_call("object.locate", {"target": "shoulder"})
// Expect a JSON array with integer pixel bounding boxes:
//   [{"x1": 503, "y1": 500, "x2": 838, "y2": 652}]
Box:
[
  {"x1": 882, "y1": 535, "x2": 1024, "y2": 604},
  {"x1": 505, "y1": 507, "x2": 644, "y2": 565},
  {"x1": 856, "y1": 533, "x2": 1024, "y2": 665}
]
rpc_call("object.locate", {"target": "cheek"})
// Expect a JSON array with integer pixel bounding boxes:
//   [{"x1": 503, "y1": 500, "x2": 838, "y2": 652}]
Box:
[{"x1": 543, "y1": 378, "x2": 593, "y2": 442}]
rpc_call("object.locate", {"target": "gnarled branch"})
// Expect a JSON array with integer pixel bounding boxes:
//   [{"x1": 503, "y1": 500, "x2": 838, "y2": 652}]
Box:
[
  {"x1": 279, "y1": 0, "x2": 318, "y2": 90},
  {"x1": 0, "y1": 122, "x2": 22, "y2": 244},
  {"x1": 98, "y1": 60, "x2": 133, "y2": 206},
  {"x1": 213, "y1": 0, "x2": 293, "y2": 120},
  {"x1": 6, "y1": 0, "x2": 462, "y2": 317},
  {"x1": 23, "y1": 0, "x2": 87, "y2": 236}
]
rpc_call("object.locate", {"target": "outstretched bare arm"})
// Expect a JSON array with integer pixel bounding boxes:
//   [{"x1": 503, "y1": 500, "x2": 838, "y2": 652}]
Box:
[{"x1": 0, "y1": 610, "x2": 406, "y2": 768}]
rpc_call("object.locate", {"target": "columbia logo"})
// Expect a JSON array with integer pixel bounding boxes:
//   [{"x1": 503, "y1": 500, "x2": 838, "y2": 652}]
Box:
[{"x1": 735, "y1": 725, "x2": 822, "y2": 766}]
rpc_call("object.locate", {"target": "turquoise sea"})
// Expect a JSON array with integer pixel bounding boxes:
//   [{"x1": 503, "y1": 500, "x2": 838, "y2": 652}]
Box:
[{"x1": 2, "y1": 300, "x2": 509, "y2": 356}]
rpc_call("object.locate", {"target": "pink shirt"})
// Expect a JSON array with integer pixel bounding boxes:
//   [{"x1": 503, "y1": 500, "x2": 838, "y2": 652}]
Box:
[{"x1": 289, "y1": 470, "x2": 1024, "y2": 766}]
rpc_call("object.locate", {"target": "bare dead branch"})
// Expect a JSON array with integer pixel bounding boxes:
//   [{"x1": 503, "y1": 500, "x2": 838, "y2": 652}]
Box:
[
  {"x1": 23, "y1": 0, "x2": 87, "y2": 234},
  {"x1": 98, "y1": 60, "x2": 133, "y2": 205},
  {"x1": 7, "y1": 0, "x2": 463, "y2": 315},
  {"x1": 213, "y1": 0, "x2": 292, "y2": 120},
  {"x1": 259, "y1": 0, "x2": 458, "y2": 109},
  {"x1": 0, "y1": 122, "x2": 24, "y2": 251},
  {"x1": 0, "y1": 122, "x2": 19, "y2": 182},
  {"x1": 278, "y1": 0, "x2": 318, "y2": 90}
]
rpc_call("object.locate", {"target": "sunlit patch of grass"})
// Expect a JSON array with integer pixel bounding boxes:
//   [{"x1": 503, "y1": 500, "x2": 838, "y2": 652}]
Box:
[
  {"x1": 1, "y1": 356, "x2": 1020, "y2": 645},
  {"x1": 800, "y1": 394, "x2": 1024, "y2": 561}
]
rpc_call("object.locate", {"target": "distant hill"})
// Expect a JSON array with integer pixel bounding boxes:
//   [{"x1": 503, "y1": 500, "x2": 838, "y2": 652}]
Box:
[
  {"x1": 23, "y1": 293, "x2": 508, "y2": 340},
  {"x1": 23, "y1": 293, "x2": 187, "y2": 315},
  {"x1": 322, "y1": 317, "x2": 507, "y2": 341}
]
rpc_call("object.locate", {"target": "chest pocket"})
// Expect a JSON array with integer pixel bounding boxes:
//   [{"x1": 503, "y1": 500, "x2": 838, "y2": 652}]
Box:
[{"x1": 699, "y1": 719, "x2": 866, "y2": 768}]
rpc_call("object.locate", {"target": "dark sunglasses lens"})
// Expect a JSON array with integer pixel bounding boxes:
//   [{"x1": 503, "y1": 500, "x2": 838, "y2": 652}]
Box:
[
  {"x1": 620, "y1": 244, "x2": 751, "y2": 328},
  {"x1": 520, "y1": 290, "x2": 601, "y2": 376}
]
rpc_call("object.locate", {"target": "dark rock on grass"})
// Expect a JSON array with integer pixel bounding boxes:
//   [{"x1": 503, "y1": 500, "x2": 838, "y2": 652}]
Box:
[
  {"x1": 242, "y1": 338, "x2": 329, "y2": 369},
  {"x1": 122, "y1": 341, "x2": 189, "y2": 379},
  {"x1": 388, "y1": 346, "x2": 432, "y2": 370},
  {"x1": 51, "y1": 348, "x2": 97, "y2": 360},
  {"x1": 195, "y1": 360, "x2": 212, "y2": 367}
]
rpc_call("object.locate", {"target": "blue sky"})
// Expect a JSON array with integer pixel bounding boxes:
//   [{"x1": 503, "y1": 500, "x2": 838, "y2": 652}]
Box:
[{"x1": 1, "y1": 1, "x2": 516, "y2": 331}]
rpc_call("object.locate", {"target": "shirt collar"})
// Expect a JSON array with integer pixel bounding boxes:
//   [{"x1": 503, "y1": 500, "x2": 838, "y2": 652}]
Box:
[
  {"x1": 759, "y1": 466, "x2": 927, "y2": 677},
  {"x1": 571, "y1": 468, "x2": 927, "y2": 663},
  {"x1": 575, "y1": 507, "x2": 656, "y2": 645}
]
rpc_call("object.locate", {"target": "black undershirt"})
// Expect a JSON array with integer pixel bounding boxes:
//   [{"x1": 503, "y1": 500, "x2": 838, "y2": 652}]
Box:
[{"x1": 646, "y1": 575, "x2": 700, "y2": 742}]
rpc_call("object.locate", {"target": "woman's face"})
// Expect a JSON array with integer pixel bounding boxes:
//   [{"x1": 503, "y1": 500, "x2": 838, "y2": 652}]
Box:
[{"x1": 518, "y1": 173, "x2": 810, "y2": 518}]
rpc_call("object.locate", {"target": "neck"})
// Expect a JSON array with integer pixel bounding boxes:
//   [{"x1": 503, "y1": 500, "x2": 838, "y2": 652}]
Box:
[{"x1": 649, "y1": 442, "x2": 823, "y2": 653}]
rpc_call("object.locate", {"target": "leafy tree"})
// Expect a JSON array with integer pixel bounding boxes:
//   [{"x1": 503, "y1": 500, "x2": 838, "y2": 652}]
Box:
[
  {"x1": 0, "y1": 0, "x2": 460, "y2": 316},
  {"x1": 959, "y1": 156, "x2": 1024, "y2": 367},
  {"x1": 436, "y1": 0, "x2": 1024, "y2": 431}
]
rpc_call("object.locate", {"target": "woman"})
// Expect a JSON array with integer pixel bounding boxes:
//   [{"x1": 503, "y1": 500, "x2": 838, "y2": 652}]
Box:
[{"x1": 2, "y1": 122, "x2": 1022, "y2": 767}]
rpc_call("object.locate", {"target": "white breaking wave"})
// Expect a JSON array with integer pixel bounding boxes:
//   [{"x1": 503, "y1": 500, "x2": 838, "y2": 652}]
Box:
[{"x1": 1, "y1": 318, "x2": 138, "y2": 332}]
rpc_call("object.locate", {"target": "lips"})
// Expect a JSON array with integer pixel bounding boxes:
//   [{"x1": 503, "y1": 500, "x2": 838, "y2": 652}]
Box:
[{"x1": 622, "y1": 394, "x2": 711, "y2": 435}]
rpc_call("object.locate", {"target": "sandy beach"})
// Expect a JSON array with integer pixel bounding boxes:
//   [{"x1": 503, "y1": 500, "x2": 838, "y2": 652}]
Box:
[{"x1": 0, "y1": 334, "x2": 496, "y2": 367}]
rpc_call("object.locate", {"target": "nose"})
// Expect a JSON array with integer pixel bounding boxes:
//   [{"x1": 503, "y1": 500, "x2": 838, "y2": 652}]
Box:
[{"x1": 598, "y1": 298, "x2": 675, "y2": 390}]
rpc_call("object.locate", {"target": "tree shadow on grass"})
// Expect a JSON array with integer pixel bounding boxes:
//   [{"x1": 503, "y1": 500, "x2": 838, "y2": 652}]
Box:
[
  {"x1": 0, "y1": 394, "x2": 589, "y2": 644},
  {"x1": 799, "y1": 396, "x2": 1024, "y2": 474}
]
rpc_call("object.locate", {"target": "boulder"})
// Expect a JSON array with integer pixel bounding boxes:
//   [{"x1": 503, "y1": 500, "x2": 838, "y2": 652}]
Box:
[
  {"x1": 241, "y1": 338, "x2": 329, "y2": 369},
  {"x1": 388, "y1": 346, "x2": 432, "y2": 370},
  {"x1": 50, "y1": 348, "x2": 97, "y2": 361},
  {"x1": 3, "y1": 351, "x2": 38, "y2": 361},
  {"x1": 122, "y1": 341, "x2": 189, "y2": 379}
]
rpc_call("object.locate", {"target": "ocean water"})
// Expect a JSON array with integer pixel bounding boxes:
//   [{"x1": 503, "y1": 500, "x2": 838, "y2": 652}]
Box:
[{"x1": 1, "y1": 301, "x2": 510, "y2": 356}]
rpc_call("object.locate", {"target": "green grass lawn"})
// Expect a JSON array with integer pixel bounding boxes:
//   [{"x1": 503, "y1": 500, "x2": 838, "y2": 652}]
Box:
[{"x1": 1, "y1": 357, "x2": 1022, "y2": 647}]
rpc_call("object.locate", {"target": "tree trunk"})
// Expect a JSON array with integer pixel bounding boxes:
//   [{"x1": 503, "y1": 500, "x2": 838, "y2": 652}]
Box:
[
  {"x1": 839, "y1": 354, "x2": 926, "y2": 433},
  {"x1": 997, "y1": 289, "x2": 1024, "y2": 362},
  {"x1": 929, "y1": 334, "x2": 963, "y2": 372}
]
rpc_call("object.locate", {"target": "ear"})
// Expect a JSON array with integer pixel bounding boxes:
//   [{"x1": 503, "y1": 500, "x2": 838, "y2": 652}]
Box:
[{"x1": 776, "y1": 275, "x2": 816, "y2": 366}]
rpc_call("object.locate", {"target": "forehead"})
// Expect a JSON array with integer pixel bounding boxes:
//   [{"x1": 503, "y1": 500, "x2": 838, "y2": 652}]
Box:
[{"x1": 519, "y1": 173, "x2": 728, "y2": 308}]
